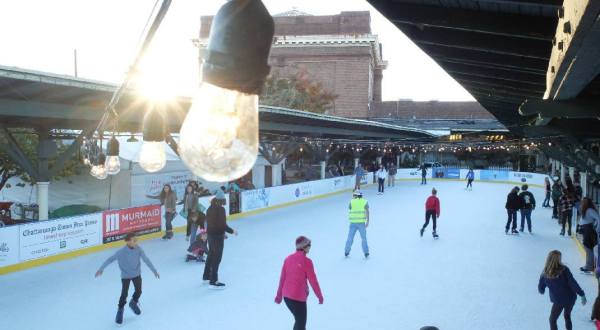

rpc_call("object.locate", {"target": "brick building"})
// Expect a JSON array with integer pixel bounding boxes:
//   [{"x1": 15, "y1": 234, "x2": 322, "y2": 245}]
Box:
[{"x1": 198, "y1": 10, "x2": 387, "y2": 118}]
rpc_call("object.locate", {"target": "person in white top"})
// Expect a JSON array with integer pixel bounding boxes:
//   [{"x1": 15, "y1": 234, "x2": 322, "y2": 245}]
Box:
[{"x1": 376, "y1": 164, "x2": 388, "y2": 195}]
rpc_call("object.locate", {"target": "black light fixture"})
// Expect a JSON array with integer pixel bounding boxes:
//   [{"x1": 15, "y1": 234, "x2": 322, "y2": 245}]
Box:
[
  {"x1": 139, "y1": 109, "x2": 167, "y2": 173},
  {"x1": 105, "y1": 136, "x2": 121, "y2": 175}
]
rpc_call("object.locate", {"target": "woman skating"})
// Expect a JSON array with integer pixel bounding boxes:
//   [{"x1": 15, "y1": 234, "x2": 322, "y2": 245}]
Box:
[
  {"x1": 505, "y1": 186, "x2": 521, "y2": 234},
  {"x1": 275, "y1": 236, "x2": 324, "y2": 330},
  {"x1": 543, "y1": 177, "x2": 552, "y2": 207},
  {"x1": 183, "y1": 184, "x2": 199, "y2": 241},
  {"x1": 148, "y1": 184, "x2": 177, "y2": 240},
  {"x1": 538, "y1": 250, "x2": 586, "y2": 330},
  {"x1": 560, "y1": 188, "x2": 576, "y2": 236},
  {"x1": 580, "y1": 197, "x2": 599, "y2": 273}
]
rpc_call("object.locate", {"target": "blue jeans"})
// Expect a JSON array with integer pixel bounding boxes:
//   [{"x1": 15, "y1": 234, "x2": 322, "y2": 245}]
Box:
[
  {"x1": 345, "y1": 223, "x2": 369, "y2": 255},
  {"x1": 520, "y1": 208, "x2": 532, "y2": 232},
  {"x1": 189, "y1": 223, "x2": 198, "y2": 248}
]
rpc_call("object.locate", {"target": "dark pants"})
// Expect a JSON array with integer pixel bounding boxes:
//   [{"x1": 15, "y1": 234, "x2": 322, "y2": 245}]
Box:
[
  {"x1": 421, "y1": 175, "x2": 427, "y2": 185},
  {"x1": 118, "y1": 276, "x2": 142, "y2": 309},
  {"x1": 422, "y1": 210, "x2": 437, "y2": 232},
  {"x1": 203, "y1": 234, "x2": 225, "y2": 283},
  {"x1": 549, "y1": 303, "x2": 574, "y2": 330},
  {"x1": 552, "y1": 198, "x2": 559, "y2": 218},
  {"x1": 378, "y1": 178, "x2": 385, "y2": 193},
  {"x1": 354, "y1": 177, "x2": 361, "y2": 191},
  {"x1": 543, "y1": 192, "x2": 551, "y2": 207},
  {"x1": 165, "y1": 211, "x2": 175, "y2": 232},
  {"x1": 520, "y1": 208, "x2": 532, "y2": 232},
  {"x1": 284, "y1": 297, "x2": 307, "y2": 330},
  {"x1": 466, "y1": 179, "x2": 473, "y2": 188},
  {"x1": 506, "y1": 209, "x2": 517, "y2": 231},
  {"x1": 562, "y1": 209, "x2": 573, "y2": 234},
  {"x1": 592, "y1": 274, "x2": 600, "y2": 321},
  {"x1": 186, "y1": 210, "x2": 193, "y2": 236}
]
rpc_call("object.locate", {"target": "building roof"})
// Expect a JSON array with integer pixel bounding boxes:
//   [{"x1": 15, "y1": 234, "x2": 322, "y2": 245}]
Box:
[
  {"x1": 370, "y1": 101, "x2": 496, "y2": 120},
  {"x1": 367, "y1": 0, "x2": 600, "y2": 140},
  {"x1": 0, "y1": 65, "x2": 433, "y2": 141}
]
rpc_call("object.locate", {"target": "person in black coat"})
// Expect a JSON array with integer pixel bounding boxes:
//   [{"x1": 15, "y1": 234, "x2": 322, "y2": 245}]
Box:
[
  {"x1": 202, "y1": 191, "x2": 238, "y2": 288},
  {"x1": 518, "y1": 184, "x2": 536, "y2": 233},
  {"x1": 538, "y1": 250, "x2": 586, "y2": 330},
  {"x1": 505, "y1": 186, "x2": 521, "y2": 234}
]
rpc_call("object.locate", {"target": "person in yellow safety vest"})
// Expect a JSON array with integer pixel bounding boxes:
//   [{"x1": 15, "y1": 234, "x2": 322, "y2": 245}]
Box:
[{"x1": 344, "y1": 190, "x2": 370, "y2": 258}]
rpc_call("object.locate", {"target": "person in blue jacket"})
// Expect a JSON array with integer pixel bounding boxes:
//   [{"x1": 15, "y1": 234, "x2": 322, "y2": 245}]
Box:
[
  {"x1": 465, "y1": 168, "x2": 475, "y2": 191},
  {"x1": 538, "y1": 250, "x2": 586, "y2": 330}
]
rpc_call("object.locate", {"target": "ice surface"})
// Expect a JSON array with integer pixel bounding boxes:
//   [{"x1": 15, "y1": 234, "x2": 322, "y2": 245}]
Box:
[{"x1": 1, "y1": 181, "x2": 596, "y2": 330}]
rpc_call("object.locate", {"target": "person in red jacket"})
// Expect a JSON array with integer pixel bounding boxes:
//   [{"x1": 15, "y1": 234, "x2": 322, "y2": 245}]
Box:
[
  {"x1": 420, "y1": 188, "x2": 441, "y2": 238},
  {"x1": 275, "y1": 236, "x2": 324, "y2": 330}
]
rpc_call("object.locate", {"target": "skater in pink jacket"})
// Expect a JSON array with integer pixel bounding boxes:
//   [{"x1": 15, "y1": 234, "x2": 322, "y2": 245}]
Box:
[{"x1": 275, "y1": 236, "x2": 323, "y2": 330}]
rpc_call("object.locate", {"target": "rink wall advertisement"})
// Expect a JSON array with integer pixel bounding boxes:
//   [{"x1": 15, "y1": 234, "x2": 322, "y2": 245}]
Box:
[
  {"x1": 18, "y1": 214, "x2": 102, "y2": 262},
  {"x1": 102, "y1": 205, "x2": 162, "y2": 243},
  {"x1": 0, "y1": 225, "x2": 19, "y2": 267}
]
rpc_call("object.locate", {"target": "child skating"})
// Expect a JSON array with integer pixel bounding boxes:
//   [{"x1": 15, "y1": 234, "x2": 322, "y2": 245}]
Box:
[
  {"x1": 95, "y1": 233, "x2": 160, "y2": 325},
  {"x1": 420, "y1": 188, "x2": 441, "y2": 239},
  {"x1": 186, "y1": 228, "x2": 209, "y2": 262},
  {"x1": 465, "y1": 168, "x2": 474, "y2": 191}
]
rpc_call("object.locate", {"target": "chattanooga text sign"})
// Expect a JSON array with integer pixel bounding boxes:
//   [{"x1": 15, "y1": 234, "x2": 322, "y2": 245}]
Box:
[
  {"x1": 19, "y1": 214, "x2": 102, "y2": 261},
  {"x1": 103, "y1": 205, "x2": 161, "y2": 243}
]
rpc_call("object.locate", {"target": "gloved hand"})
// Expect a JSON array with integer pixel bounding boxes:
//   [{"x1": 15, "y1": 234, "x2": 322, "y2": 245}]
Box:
[
  {"x1": 318, "y1": 297, "x2": 324, "y2": 304},
  {"x1": 274, "y1": 296, "x2": 282, "y2": 304},
  {"x1": 581, "y1": 295, "x2": 587, "y2": 306}
]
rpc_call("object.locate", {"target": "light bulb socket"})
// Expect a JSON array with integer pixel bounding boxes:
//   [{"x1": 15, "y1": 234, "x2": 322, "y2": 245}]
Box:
[
  {"x1": 143, "y1": 110, "x2": 166, "y2": 142},
  {"x1": 202, "y1": 0, "x2": 274, "y2": 94},
  {"x1": 107, "y1": 137, "x2": 120, "y2": 157}
]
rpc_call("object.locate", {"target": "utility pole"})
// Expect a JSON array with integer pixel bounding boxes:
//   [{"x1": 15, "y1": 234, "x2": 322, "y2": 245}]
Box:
[{"x1": 73, "y1": 49, "x2": 78, "y2": 77}]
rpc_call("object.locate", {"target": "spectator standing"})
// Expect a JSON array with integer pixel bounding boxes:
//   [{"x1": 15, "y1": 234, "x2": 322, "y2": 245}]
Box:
[
  {"x1": 353, "y1": 164, "x2": 364, "y2": 191},
  {"x1": 376, "y1": 164, "x2": 387, "y2": 195},
  {"x1": 147, "y1": 184, "x2": 177, "y2": 240},
  {"x1": 387, "y1": 162, "x2": 397, "y2": 187}
]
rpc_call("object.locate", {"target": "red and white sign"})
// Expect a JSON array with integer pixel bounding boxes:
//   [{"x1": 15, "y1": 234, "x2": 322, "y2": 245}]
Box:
[{"x1": 102, "y1": 205, "x2": 161, "y2": 243}]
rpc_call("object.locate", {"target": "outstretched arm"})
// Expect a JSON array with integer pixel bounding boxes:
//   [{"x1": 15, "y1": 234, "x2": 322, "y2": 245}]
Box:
[
  {"x1": 96, "y1": 252, "x2": 117, "y2": 277},
  {"x1": 140, "y1": 248, "x2": 159, "y2": 278}
]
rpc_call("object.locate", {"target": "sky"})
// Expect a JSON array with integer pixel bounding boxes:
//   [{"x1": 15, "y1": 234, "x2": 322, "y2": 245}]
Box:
[{"x1": 0, "y1": 0, "x2": 474, "y2": 102}]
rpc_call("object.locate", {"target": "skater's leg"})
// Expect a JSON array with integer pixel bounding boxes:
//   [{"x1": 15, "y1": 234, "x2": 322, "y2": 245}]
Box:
[
  {"x1": 422, "y1": 211, "x2": 432, "y2": 230},
  {"x1": 505, "y1": 210, "x2": 513, "y2": 231},
  {"x1": 186, "y1": 214, "x2": 192, "y2": 237},
  {"x1": 345, "y1": 224, "x2": 358, "y2": 254},
  {"x1": 549, "y1": 303, "x2": 563, "y2": 330},
  {"x1": 519, "y1": 210, "x2": 525, "y2": 231},
  {"x1": 567, "y1": 211, "x2": 573, "y2": 235},
  {"x1": 432, "y1": 213, "x2": 437, "y2": 233},
  {"x1": 188, "y1": 223, "x2": 198, "y2": 248},
  {"x1": 563, "y1": 303, "x2": 574, "y2": 330},
  {"x1": 357, "y1": 223, "x2": 369, "y2": 255},
  {"x1": 381, "y1": 179, "x2": 384, "y2": 193},
  {"x1": 119, "y1": 278, "x2": 131, "y2": 309},
  {"x1": 131, "y1": 276, "x2": 142, "y2": 303},
  {"x1": 585, "y1": 246, "x2": 595, "y2": 271},
  {"x1": 392, "y1": 175, "x2": 395, "y2": 186},
  {"x1": 203, "y1": 236, "x2": 216, "y2": 281},
  {"x1": 524, "y1": 209, "x2": 532, "y2": 232},
  {"x1": 284, "y1": 298, "x2": 307, "y2": 330},
  {"x1": 209, "y1": 236, "x2": 224, "y2": 283}
]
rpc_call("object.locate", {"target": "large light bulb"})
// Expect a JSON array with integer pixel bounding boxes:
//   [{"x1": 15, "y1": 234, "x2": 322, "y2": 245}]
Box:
[
  {"x1": 139, "y1": 141, "x2": 166, "y2": 173},
  {"x1": 90, "y1": 165, "x2": 100, "y2": 178},
  {"x1": 179, "y1": 82, "x2": 258, "y2": 182},
  {"x1": 96, "y1": 165, "x2": 108, "y2": 180},
  {"x1": 105, "y1": 156, "x2": 121, "y2": 175}
]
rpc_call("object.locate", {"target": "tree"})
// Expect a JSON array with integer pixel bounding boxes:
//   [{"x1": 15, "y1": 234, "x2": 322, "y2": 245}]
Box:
[
  {"x1": 260, "y1": 71, "x2": 337, "y2": 114},
  {"x1": 0, "y1": 129, "x2": 83, "y2": 193}
]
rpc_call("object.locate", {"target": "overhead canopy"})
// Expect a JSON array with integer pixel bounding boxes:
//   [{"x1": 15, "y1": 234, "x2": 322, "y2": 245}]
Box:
[
  {"x1": 367, "y1": 0, "x2": 600, "y2": 140},
  {"x1": 0, "y1": 65, "x2": 433, "y2": 142}
]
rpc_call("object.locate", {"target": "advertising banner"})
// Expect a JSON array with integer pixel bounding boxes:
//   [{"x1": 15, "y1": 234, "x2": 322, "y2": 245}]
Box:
[
  {"x1": 102, "y1": 205, "x2": 161, "y2": 243},
  {"x1": 396, "y1": 168, "x2": 421, "y2": 180},
  {"x1": 143, "y1": 171, "x2": 194, "y2": 204},
  {"x1": 509, "y1": 172, "x2": 547, "y2": 186},
  {"x1": 19, "y1": 213, "x2": 102, "y2": 261},
  {"x1": 480, "y1": 170, "x2": 509, "y2": 181},
  {"x1": 0, "y1": 225, "x2": 19, "y2": 267}
]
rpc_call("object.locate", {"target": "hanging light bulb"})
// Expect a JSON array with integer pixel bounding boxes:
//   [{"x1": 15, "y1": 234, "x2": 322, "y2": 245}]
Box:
[
  {"x1": 179, "y1": 0, "x2": 274, "y2": 182},
  {"x1": 105, "y1": 136, "x2": 121, "y2": 175},
  {"x1": 93, "y1": 153, "x2": 108, "y2": 180},
  {"x1": 140, "y1": 109, "x2": 167, "y2": 173}
]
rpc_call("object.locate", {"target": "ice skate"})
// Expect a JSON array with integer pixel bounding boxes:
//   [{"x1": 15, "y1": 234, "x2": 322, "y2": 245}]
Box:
[
  {"x1": 185, "y1": 253, "x2": 196, "y2": 262},
  {"x1": 115, "y1": 308, "x2": 124, "y2": 325},
  {"x1": 209, "y1": 282, "x2": 226, "y2": 289},
  {"x1": 432, "y1": 232, "x2": 439, "y2": 239},
  {"x1": 420, "y1": 228, "x2": 424, "y2": 237},
  {"x1": 364, "y1": 253, "x2": 369, "y2": 258},
  {"x1": 511, "y1": 229, "x2": 519, "y2": 235},
  {"x1": 129, "y1": 300, "x2": 141, "y2": 315}
]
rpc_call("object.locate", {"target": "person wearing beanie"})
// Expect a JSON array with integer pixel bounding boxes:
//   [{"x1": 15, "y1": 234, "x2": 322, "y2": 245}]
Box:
[
  {"x1": 518, "y1": 184, "x2": 536, "y2": 233},
  {"x1": 203, "y1": 194, "x2": 238, "y2": 288},
  {"x1": 275, "y1": 236, "x2": 324, "y2": 330},
  {"x1": 345, "y1": 190, "x2": 370, "y2": 258},
  {"x1": 420, "y1": 188, "x2": 441, "y2": 238}
]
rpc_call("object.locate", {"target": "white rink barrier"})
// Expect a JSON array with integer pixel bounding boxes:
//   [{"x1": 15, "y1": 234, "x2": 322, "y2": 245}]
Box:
[
  {"x1": 241, "y1": 173, "x2": 373, "y2": 213},
  {"x1": 395, "y1": 168, "x2": 549, "y2": 187}
]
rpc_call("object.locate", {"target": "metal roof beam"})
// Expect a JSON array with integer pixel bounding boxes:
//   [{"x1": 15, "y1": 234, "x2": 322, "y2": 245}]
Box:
[
  {"x1": 519, "y1": 99, "x2": 600, "y2": 119},
  {"x1": 369, "y1": 1, "x2": 556, "y2": 40},
  {"x1": 421, "y1": 44, "x2": 549, "y2": 72},
  {"x1": 545, "y1": 0, "x2": 600, "y2": 100},
  {"x1": 440, "y1": 62, "x2": 546, "y2": 85},
  {"x1": 397, "y1": 23, "x2": 552, "y2": 59},
  {"x1": 476, "y1": 0, "x2": 563, "y2": 6},
  {"x1": 436, "y1": 58, "x2": 547, "y2": 76},
  {"x1": 456, "y1": 77, "x2": 545, "y2": 94}
]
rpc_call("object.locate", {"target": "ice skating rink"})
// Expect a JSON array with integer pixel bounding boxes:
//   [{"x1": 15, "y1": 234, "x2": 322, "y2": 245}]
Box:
[{"x1": 1, "y1": 180, "x2": 596, "y2": 330}]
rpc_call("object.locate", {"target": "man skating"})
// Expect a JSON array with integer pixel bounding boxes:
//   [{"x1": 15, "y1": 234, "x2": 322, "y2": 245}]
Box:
[
  {"x1": 95, "y1": 233, "x2": 160, "y2": 325},
  {"x1": 376, "y1": 164, "x2": 387, "y2": 195},
  {"x1": 421, "y1": 165, "x2": 428, "y2": 185},
  {"x1": 465, "y1": 168, "x2": 475, "y2": 191},
  {"x1": 354, "y1": 164, "x2": 365, "y2": 191},
  {"x1": 420, "y1": 188, "x2": 441, "y2": 238},
  {"x1": 345, "y1": 190, "x2": 370, "y2": 258},
  {"x1": 518, "y1": 184, "x2": 536, "y2": 233}
]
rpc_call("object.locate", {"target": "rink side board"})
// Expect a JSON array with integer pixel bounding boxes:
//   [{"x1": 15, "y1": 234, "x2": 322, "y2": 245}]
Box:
[{"x1": 0, "y1": 170, "x2": 551, "y2": 275}]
